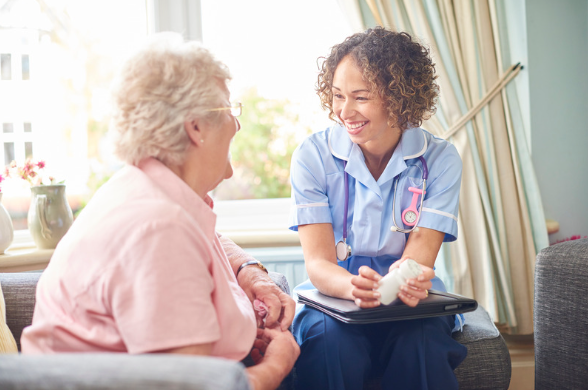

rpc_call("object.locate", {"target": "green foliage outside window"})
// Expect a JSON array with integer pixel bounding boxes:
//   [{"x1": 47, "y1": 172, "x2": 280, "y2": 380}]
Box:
[{"x1": 213, "y1": 87, "x2": 313, "y2": 200}]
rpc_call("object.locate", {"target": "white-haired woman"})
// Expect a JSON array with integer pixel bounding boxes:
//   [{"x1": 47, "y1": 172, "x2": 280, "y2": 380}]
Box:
[{"x1": 21, "y1": 33, "x2": 299, "y2": 390}]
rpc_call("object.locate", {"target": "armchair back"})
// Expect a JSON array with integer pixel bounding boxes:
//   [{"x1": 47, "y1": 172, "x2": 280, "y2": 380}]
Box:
[{"x1": 534, "y1": 238, "x2": 588, "y2": 389}]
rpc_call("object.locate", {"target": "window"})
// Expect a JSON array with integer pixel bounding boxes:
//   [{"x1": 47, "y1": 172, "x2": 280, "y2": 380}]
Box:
[
  {"x1": 21, "y1": 54, "x2": 29, "y2": 80},
  {"x1": 0, "y1": 122, "x2": 35, "y2": 167},
  {"x1": 25, "y1": 142, "x2": 33, "y2": 159},
  {"x1": 1, "y1": 0, "x2": 351, "y2": 244},
  {"x1": 4, "y1": 142, "x2": 15, "y2": 166},
  {"x1": 0, "y1": 0, "x2": 147, "y2": 228},
  {"x1": 2, "y1": 123, "x2": 13, "y2": 133},
  {"x1": 201, "y1": 0, "x2": 351, "y2": 201},
  {"x1": 1, "y1": 54, "x2": 11, "y2": 80}
]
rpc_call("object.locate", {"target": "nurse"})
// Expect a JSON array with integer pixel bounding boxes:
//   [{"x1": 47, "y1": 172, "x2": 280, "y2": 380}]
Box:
[{"x1": 289, "y1": 27, "x2": 468, "y2": 389}]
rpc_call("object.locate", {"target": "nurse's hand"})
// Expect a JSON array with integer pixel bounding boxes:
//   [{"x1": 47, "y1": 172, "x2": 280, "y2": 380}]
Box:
[
  {"x1": 389, "y1": 259, "x2": 435, "y2": 307},
  {"x1": 350, "y1": 266, "x2": 383, "y2": 308}
]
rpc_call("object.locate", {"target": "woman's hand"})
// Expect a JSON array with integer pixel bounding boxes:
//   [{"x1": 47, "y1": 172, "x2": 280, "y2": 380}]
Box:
[
  {"x1": 247, "y1": 327, "x2": 300, "y2": 390},
  {"x1": 250, "y1": 327, "x2": 299, "y2": 367},
  {"x1": 239, "y1": 270, "x2": 295, "y2": 330},
  {"x1": 350, "y1": 266, "x2": 383, "y2": 308},
  {"x1": 389, "y1": 258, "x2": 435, "y2": 307}
]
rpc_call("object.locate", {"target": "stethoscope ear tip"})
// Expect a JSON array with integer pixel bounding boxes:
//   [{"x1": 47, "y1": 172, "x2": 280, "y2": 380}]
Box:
[{"x1": 390, "y1": 226, "x2": 398, "y2": 232}]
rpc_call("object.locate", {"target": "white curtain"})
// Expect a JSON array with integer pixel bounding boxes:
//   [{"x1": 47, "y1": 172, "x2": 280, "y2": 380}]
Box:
[{"x1": 336, "y1": 0, "x2": 548, "y2": 334}]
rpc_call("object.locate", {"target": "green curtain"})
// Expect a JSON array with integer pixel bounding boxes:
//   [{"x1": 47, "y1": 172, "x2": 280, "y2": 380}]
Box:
[{"x1": 336, "y1": 0, "x2": 548, "y2": 334}]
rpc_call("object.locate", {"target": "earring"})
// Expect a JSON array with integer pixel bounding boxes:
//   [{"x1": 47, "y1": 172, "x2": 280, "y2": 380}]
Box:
[{"x1": 200, "y1": 139, "x2": 204, "y2": 143}]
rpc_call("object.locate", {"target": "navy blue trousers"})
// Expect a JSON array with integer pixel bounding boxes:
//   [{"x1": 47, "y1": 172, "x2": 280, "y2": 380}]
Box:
[{"x1": 292, "y1": 305, "x2": 467, "y2": 390}]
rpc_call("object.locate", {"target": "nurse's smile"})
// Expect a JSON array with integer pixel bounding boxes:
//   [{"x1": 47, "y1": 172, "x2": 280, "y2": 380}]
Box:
[{"x1": 344, "y1": 121, "x2": 369, "y2": 135}]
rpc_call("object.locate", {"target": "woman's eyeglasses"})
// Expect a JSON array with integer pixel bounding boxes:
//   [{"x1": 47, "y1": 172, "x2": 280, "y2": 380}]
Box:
[{"x1": 207, "y1": 102, "x2": 242, "y2": 117}]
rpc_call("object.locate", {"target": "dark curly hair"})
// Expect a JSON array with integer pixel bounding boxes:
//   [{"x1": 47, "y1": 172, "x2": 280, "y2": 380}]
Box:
[{"x1": 317, "y1": 27, "x2": 439, "y2": 131}]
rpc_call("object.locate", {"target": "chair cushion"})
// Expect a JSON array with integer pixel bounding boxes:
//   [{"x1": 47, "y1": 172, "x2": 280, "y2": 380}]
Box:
[
  {"x1": 0, "y1": 272, "x2": 41, "y2": 351},
  {"x1": 0, "y1": 280, "x2": 17, "y2": 353},
  {"x1": 453, "y1": 306, "x2": 511, "y2": 390}
]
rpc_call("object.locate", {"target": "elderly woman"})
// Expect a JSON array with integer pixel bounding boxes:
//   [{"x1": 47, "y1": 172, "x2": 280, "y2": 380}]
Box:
[{"x1": 21, "y1": 33, "x2": 299, "y2": 390}]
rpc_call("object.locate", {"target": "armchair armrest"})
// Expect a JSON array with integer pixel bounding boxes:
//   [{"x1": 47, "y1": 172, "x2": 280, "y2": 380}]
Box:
[
  {"x1": 0, "y1": 353, "x2": 250, "y2": 390},
  {"x1": 534, "y1": 238, "x2": 588, "y2": 389},
  {"x1": 268, "y1": 271, "x2": 290, "y2": 296}
]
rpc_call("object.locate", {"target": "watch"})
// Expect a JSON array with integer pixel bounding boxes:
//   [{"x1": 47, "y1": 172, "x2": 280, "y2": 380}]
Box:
[{"x1": 236, "y1": 260, "x2": 268, "y2": 277}]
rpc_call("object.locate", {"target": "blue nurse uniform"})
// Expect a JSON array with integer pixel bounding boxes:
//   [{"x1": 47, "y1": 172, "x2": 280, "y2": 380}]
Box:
[{"x1": 289, "y1": 124, "x2": 468, "y2": 389}]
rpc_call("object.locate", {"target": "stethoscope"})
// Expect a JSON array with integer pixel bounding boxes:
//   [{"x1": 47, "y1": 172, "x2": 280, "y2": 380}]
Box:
[{"x1": 335, "y1": 156, "x2": 429, "y2": 261}]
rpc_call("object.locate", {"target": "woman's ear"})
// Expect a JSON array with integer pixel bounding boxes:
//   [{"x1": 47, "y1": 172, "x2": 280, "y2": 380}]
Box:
[{"x1": 184, "y1": 120, "x2": 204, "y2": 147}]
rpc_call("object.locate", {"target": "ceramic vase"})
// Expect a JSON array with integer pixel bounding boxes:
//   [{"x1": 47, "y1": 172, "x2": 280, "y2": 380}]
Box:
[
  {"x1": 0, "y1": 193, "x2": 14, "y2": 254},
  {"x1": 28, "y1": 184, "x2": 73, "y2": 249}
]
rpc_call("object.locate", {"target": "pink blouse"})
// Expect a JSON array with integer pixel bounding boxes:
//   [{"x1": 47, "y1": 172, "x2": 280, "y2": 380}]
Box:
[{"x1": 21, "y1": 158, "x2": 256, "y2": 360}]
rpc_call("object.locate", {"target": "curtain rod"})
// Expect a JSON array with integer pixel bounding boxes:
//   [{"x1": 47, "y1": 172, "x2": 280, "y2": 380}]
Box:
[{"x1": 442, "y1": 63, "x2": 523, "y2": 139}]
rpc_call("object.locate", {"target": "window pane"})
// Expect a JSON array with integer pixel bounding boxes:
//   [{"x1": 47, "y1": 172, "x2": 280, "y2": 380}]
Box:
[
  {"x1": 21, "y1": 54, "x2": 29, "y2": 80},
  {"x1": 2, "y1": 123, "x2": 13, "y2": 133},
  {"x1": 25, "y1": 142, "x2": 33, "y2": 159},
  {"x1": 1, "y1": 54, "x2": 11, "y2": 80},
  {"x1": 24, "y1": 122, "x2": 32, "y2": 132},
  {"x1": 202, "y1": 0, "x2": 351, "y2": 200},
  {"x1": 4, "y1": 143, "x2": 14, "y2": 166}
]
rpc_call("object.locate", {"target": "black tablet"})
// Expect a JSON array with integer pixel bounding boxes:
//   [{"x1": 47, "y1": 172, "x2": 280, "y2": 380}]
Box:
[{"x1": 297, "y1": 289, "x2": 478, "y2": 324}]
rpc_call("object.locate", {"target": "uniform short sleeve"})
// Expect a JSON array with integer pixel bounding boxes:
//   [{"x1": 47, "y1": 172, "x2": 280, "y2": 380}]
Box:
[
  {"x1": 418, "y1": 142, "x2": 463, "y2": 242},
  {"x1": 107, "y1": 217, "x2": 220, "y2": 354},
  {"x1": 289, "y1": 138, "x2": 333, "y2": 231}
]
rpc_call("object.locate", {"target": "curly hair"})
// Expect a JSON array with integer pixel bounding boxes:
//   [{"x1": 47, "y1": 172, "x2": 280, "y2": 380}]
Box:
[
  {"x1": 110, "y1": 32, "x2": 230, "y2": 167},
  {"x1": 317, "y1": 27, "x2": 439, "y2": 131}
]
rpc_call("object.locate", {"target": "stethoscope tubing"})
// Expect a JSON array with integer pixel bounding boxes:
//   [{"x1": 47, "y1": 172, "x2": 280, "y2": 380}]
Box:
[
  {"x1": 343, "y1": 160, "x2": 349, "y2": 242},
  {"x1": 337, "y1": 156, "x2": 428, "y2": 261}
]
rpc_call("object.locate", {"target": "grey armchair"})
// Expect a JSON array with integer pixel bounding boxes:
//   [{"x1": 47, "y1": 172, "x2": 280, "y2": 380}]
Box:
[
  {"x1": 534, "y1": 238, "x2": 588, "y2": 389},
  {"x1": 0, "y1": 271, "x2": 510, "y2": 389}
]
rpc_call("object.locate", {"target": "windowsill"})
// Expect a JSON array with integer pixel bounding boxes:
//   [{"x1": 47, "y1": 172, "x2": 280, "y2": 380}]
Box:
[
  {"x1": 214, "y1": 197, "x2": 300, "y2": 248},
  {"x1": 0, "y1": 230, "x2": 53, "y2": 272},
  {"x1": 0, "y1": 198, "x2": 298, "y2": 272}
]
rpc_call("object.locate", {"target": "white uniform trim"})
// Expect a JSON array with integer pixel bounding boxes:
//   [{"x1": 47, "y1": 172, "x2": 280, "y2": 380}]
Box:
[
  {"x1": 404, "y1": 131, "x2": 428, "y2": 160},
  {"x1": 328, "y1": 125, "x2": 428, "y2": 162},
  {"x1": 296, "y1": 203, "x2": 330, "y2": 209},
  {"x1": 422, "y1": 207, "x2": 458, "y2": 222},
  {"x1": 327, "y1": 127, "x2": 349, "y2": 161}
]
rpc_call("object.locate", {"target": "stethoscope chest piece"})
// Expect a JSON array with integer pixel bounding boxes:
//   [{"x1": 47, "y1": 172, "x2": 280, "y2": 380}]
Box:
[{"x1": 336, "y1": 239, "x2": 352, "y2": 261}]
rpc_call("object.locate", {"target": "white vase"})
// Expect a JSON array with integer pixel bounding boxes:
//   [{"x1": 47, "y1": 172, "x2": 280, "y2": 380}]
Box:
[{"x1": 0, "y1": 193, "x2": 14, "y2": 254}]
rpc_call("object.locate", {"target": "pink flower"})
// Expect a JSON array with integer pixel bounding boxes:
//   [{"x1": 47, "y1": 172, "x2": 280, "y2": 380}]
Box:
[
  {"x1": 3, "y1": 159, "x2": 54, "y2": 187},
  {"x1": 23, "y1": 159, "x2": 35, "y2": 175}
]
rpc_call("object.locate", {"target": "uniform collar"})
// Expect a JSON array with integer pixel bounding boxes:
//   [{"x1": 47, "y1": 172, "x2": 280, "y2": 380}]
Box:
[
  {"x1": 138, "y1": 157, "x2": 217, "y2": 242},
  {"x1": 328, "y1": 125, "x2": 428, "y2": 196},
  {"x1": 327, "y1": 124, "x2": 428, "y2": 162}
]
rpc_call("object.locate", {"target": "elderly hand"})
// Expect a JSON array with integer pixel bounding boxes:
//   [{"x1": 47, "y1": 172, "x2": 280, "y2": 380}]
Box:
[
  {"x1": 237, "y1": 266, "x2": 295, "y2": 331},
  {"x1": 248, "y1": 327, "x2": 300, "y2": 390},
  {"x1": 250, "y1": 327, "x2": 300, "y2": 369},
  {"x1": 389, "y1": 258, "x2": 435, "y2": 307}
]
